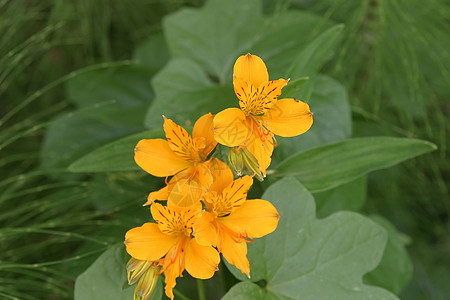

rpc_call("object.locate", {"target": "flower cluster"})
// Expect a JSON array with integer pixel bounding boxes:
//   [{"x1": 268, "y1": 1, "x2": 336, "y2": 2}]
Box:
[{"x1": 124, "y1": 54, "x2": 313, "y2": 299}]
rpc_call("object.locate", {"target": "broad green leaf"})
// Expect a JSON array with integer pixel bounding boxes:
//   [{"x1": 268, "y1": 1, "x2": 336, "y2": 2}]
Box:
[
  {"x1": 66, "y1": 65, "x2": 154, "y2": 108},
  {"x1": 146, "y1": 0, "x2": 337, "y2": 128},
  {"x1": 365, "y1": 216, "x2": 413, "y2": 295},
  {"x1": 222, "y1": 282, "x2": 268, "y2": 300},
  {"x1": 133, "y1": 33, "x2": 170, "y2": 72},
  {"x1": 273, "y1": 75, "x2": 351, "y2": 165},
  {"x1": 314, "y1": 176, "x2": 366, "y2": 218},
  {"x1": 224, "y1": 177, "x2": 397, "y2": 299},
  {"x1": 41, "y1": 65, "x2": 153, "y2": 168},
  {"x1": 74, "y1": 244, "x2": 162, "y2": 300},
  {"x1": 163, "y1": 0, "x2": 334, "y2": 80},
  {"x1": 286, "y1": 24, "x2": 344, "y2": 100},
  {"x1": 68, "y1": 129, "x2": 163, "y2": 173},
  {"x1": 145, "y1": 58, "x2": 235, "y2": 128},
  {"x1": 163, "y1": 0, "x2": 263, "y2": 81},
  {"x1": 274, "y1": 137, "x2": 437, "y2": 193}
]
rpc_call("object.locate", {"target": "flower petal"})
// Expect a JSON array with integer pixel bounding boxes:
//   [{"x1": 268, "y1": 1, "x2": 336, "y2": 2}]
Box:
[
  {"x1": 151, "y1": 202, "x2": 201, "y2": 233},
  {"x1": 163, "y1": 117, "x2": 203, "y2": 161},
  {"x1": 233, "y1": 53, "x2": 268, "y2": 88},
  {"x1": 236, "y1": 78, "x2": 288, "y2": 115},
  {"x1": 220, "y1": 226, "x2": 250, "y2": 276},
  {"x1": 246, "y1": 131, "x2": 274, "y2": 174},
  {"x1": 192, "y1": 112, "x2": 217, "y2": 159},
  {"x1": 207, "y1": 175, "x2": 253, "y2": 216},
  {"x1": 262, "y1": 98, "x2": 313, "y2": 137},
  {"x1": 125, "y1": 223, "x2": 177, "y2": 261},
  {"x1": 213, "y1": 108, "x2": 249, "y2": 147},
  {"x1": 167, "y1": 177, "x2": 203, "y2": 208},
  {"x1": 220, "y1": 199, "x2": 280, "y2": 239},
  {"x1": 161, "y1": 245, "x2": 184, "y2": 300},
  {"x1": 144, "y1": 185, "x2": 169, "y2": 205},
  {"x1": 185, "y1": 238, "x2": 220, "y2": 279},
  {"x1": 134, "y1": 139, "x2": 191, "y2": 177},
  {"x1": 193, "y1": 211, "x2": 219, "y2": 247},
  {"x1": 203, "y1": 158, "x2": 234, "y2": 192}
]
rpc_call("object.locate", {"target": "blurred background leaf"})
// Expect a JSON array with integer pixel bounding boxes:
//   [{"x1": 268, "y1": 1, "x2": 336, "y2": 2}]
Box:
[{"x1": 1, "y1": 0, "x2": 448, "y2": 299}]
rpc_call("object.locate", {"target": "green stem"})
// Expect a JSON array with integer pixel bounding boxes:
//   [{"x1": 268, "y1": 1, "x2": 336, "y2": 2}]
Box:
[
  {"x1": 197, "y1": 279, "x2": 206, "y2": 300},
  {"x1": 173, "y1": 289, "x2": 191, "y2": 300}
]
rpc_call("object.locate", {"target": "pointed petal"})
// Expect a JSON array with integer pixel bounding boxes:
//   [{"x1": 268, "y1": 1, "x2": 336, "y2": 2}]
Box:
[
  {"x1": 144, "y1": 185, "x2": 169, "y2": 205},
  {"x1": 262, "y1": 98, "x2": 313, "y2": 137},
  {"x1": 203, "y1": 158, "x2": 234, "y2": 192},
  {"x1": 246, "y1": 131, "x2": 274, "y2": 174},
  {"x1": 125, "y1": 223, "x2": 177, "y2": 261},
  {"x1": 193, "y1": 112, "x2": 217, "y2": 159},
  {"x1": 161, "y1": 247, "x2": 184, "y2": 300},
  {"x1": 185, "y1": 238, "x2": 220, "y2": 279},
  {"x1": 213, "y1": 108, "x2": 249, "y2": 147},
  {"x1": 220, "y1": 199, "x2": 280, "y2": 239},
  {"x1": 233, "y1": 53, "x2": 268, "y2": 88},
  {"x1": 193, "y1": 211, "x2": 219, "y2": 247},
  {"x1": 220, "y1": 226, "x2": 250, "y2": 276},
  {"x1": 163, "y1": 117, "x2": 203, "y2": 161},
  {"x1": 134, "y1": 139, "x2": 191, "y2": 177}
]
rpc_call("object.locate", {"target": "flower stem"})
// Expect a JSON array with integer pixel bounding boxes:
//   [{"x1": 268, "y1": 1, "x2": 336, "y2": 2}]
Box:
[
  {"x1": 173, "y1": 289, "x2": 191, "y2": 300},
  {"x1": 196, "y1": 279, "x2": 206, "y2": 300}
]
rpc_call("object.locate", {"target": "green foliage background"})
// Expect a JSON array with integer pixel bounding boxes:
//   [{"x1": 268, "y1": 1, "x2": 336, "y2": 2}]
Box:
[{"x1": 0, "y1": 0, "x2": 448, "y2": 299}]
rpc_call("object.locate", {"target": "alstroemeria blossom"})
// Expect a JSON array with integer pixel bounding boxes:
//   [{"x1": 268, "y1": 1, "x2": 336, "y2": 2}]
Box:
[
  {"x1": 135, "y1": 113, "x2": 222, "y2": 207},
  {"x1": 213, "y1": 53, "x2": 313, "y2": 174},
  {"x1": 125, "y1": 203, "x2": 220, "y2": 299},
  {"x1": 194, "y1": 175, "x2": 279, "y2": 276}
]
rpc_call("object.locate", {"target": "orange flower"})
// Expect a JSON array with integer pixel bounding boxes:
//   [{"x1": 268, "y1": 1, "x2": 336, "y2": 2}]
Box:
[
  {"x1": 135, "y1": 113, "x2": 225, "y2": 207},
  {"x1": 194, "y1": 175, "x2": 279, "y2": 277},
  {"x1": 125, "y1": 203, "x2": 220, "y2": 299},
  {"x1": 213, "y1": 54, "x2": 313, "y2": 174}
]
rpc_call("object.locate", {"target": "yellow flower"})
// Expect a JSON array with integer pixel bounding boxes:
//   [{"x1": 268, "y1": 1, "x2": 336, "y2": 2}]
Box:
[
  {"x1": 125, "y1": 203, "x2": 220, "y2": 300},
  {"x1": 135, "y1": 113, "x2": 225, "y2": 208},
  {"x1": 194, "y1": 175, "x2": 279, "y2": 277},
  {"x1": 213, "y1": 54, "x2": 313, "y2": 174}
]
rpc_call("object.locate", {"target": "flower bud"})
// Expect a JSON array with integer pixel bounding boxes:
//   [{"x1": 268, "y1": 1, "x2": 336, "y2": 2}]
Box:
[
  {"x1": 126, "y1": 258, "x2": 161, "y2": 300},
  {"x1": 228, "y1": 147, "x2": 264, "y2": 181}
]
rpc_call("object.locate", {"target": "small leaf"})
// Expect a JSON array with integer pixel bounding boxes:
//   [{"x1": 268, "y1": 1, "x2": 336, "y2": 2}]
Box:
[
  {"x1": 69, "y1": 129, "x2": 163, "y2": 173},
  {"x1": 274, "y1": 137, "x2": 437, "y2": 193},
  {"x1": 364, "y1": 215, "x2": 413, "y2": 294},
  {"x1": 224, "y1": 177, "x2": 398, "y2": 300},
  {"x1": 74, "y1": 244, "x2": 162, "y2": 300},
  {"x1": 280, "y1": 76, "x2": 309, "y2": 98}
]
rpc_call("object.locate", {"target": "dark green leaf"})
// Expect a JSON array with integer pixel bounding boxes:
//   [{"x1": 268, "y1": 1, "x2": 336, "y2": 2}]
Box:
[
  {"x1": 275, "y1": 137, "x2": 437, "y2": 193},
  {"x1": 68, "y1": 129, "x2": 163, "y2": 173},
  {"x1": 287, "y1": 24, "x2": 344, "y2": 100},
  {"x1": 364, "y1": 215, "x2": 413, "y2": 295},
  {"x1": 314, "y1": 176, "x2": 367, "y2": 218},
  {"x1": 41, "y1": 65, "x2": 153, "y2": 168},
  {"x1": 145, "y1": 58, "x2": 235, "y2": 128}
]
